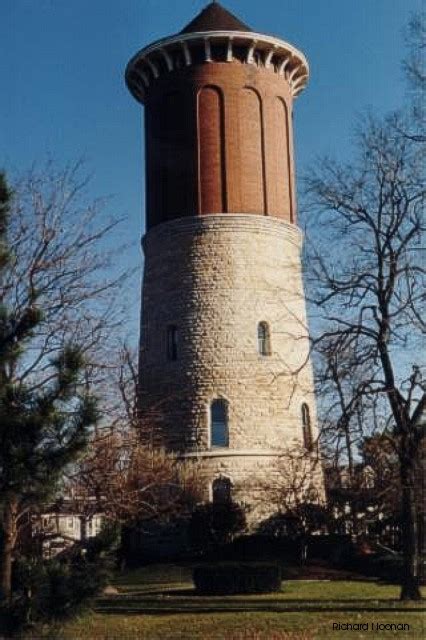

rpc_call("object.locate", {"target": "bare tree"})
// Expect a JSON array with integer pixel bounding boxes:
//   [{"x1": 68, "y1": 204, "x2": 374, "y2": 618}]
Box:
[
  {"x1": 2, "y1": 160, "x2": 134, "y2": 392},
  {"x1": 304, "y1": 112, "x2": 425, "y2": 599},
  {"x1": 67, "y1": 345, "x2": 202, "y2": 539},
  {"x1": 360, "y1": 434, "x2": 404, "y2": 544},
  {"x1": 314, "y1": 336, "x2": 389, "y2": 535},
  {"x1": 258, "y1": 444, "x2": 326, "y2": 562},
  {"x1": 316, "y1": 339, "x2": 368, "y2": 474},
  {"x1": 69, "y1": 431, "x2": 202, "y2": 531}
]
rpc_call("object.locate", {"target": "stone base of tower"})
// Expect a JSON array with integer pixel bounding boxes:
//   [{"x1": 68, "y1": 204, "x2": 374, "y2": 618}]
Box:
[{"x1": 181, "y1": 448, "x2": 325, "y2": 529}]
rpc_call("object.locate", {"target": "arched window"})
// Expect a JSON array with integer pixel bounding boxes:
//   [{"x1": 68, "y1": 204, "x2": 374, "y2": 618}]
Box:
[
  {"x1": 166, "y1": 325, "x2": 178, "y2": 361},
  {"x1": 257, "y1": 322, "x2": 271, "y2": 356},
  {"x1": 210, "y1": 399, "x2": 229, "y2": 448},
  {"x1": 212, "y1": 477, "x2": 232, "y2": 504},
  {"x1": 301, "y1": 403, "x2": 312, "y2": 449}
]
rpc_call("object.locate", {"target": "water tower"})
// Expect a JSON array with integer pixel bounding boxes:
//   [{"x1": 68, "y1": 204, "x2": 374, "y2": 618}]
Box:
[{"x1": 126, "y1": 2, "x2": 324, "y2": 520}]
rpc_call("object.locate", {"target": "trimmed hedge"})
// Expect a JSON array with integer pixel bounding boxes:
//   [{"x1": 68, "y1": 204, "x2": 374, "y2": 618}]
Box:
[{"x1": 193, "y1": 562, "x2": 281, "y2": 594}]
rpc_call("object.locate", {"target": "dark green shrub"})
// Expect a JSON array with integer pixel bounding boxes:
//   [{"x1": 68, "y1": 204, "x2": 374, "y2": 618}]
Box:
[
  {"x1": 330, "y1": 539, "x2": 358, "y2": 567},
  {"x1": 193, "y1": 562, "x2": 281, "y2": 594},
  {"x1": 368, "y1": 554, "x2": 404, "y2": 581},
  {"x1": 34, "y1": 554, "x2": 111, "y2": 620},
  {"x1": 189, "y1": 502, "x2": 246, "y2": 554},
  {"x1": 2, "y1": 521, "x2": 120, "y2": 633},
  {"x1": 216, "y1": 534, "x2": 294, "y2": 562},
  {"x1": 331, "y1": 545, "x2": 410, "y2": 583},
  {"x1": 420, "y1": 557, "x2": 426, "y2": 585}
]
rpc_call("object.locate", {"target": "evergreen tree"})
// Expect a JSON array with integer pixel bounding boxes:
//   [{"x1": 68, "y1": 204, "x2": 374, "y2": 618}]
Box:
[{"x1": 0, "y1": 172, "x2": 98, "y2": 600}]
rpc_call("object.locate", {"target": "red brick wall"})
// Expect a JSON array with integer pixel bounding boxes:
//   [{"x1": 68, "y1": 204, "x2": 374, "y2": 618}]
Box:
[
  {"x1": 198, "y1": 86, "x2": 225, "y2": 214},
  {"x1": 144, "y1": 61, "x2": 296, "y2": 229},
  {"x1": 239, "y1": 87, "x2": 265, "y2": 214}
]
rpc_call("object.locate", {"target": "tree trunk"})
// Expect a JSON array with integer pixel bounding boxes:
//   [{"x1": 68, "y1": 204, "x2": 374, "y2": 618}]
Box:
[
  {"x1": 343, "y1": 426, "x2": 359, "y2": 536},
  {"x1": 378, "y1": 345, "x2": 421, "y2": 600},
  {"x1": 399, "y1": 466, "x2": 421, "y2": 600},
  {"x1": 0, "y1": 496, "x2": 18, "y2": 601}
]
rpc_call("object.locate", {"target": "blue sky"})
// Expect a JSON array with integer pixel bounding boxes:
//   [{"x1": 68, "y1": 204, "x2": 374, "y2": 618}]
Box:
[{"x1": 0, "y1": 0, "x2": 422, "y2": 340}]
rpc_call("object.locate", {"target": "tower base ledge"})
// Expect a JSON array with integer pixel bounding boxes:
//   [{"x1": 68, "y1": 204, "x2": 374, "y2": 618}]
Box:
[
  {"x1": 180, "y1": 449, "x2": 292, "y2": 459},
  {"x1": 142, "y1": 213, "x2": 302, "y2": 251}
]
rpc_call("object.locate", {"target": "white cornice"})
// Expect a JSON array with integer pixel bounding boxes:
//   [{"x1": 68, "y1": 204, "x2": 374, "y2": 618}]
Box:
[
  {"x1": 131, "y1": 30, "x2": 308, "y2": 71},
  {"x1": 126, "y1": 30, "x2": 309, "y2": 103}
]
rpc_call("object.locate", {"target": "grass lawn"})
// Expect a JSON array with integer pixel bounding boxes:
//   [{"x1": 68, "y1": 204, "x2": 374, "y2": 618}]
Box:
[{"x1": 30, "y1": 564, "x2": 425, "y2": 640}]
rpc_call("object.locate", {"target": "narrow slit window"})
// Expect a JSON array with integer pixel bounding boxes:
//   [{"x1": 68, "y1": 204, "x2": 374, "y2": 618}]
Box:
[
  {"x1": 302, "y1": 403, "x2": 312, "y2": 449},
  {"x1": 211, "y1": 399, "x2": 229, "y2": 448},
  {"x1": 166, "y1": 325, "x2": 178, "y2": 361},
  {"x1": 257, "y1": 322, "x2": 271, "y2": 356}
]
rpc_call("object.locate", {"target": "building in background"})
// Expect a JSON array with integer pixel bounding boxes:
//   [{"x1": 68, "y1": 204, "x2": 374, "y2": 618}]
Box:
[{"x1": 17, "y1": 499, "x2": 103, "y2": 559}]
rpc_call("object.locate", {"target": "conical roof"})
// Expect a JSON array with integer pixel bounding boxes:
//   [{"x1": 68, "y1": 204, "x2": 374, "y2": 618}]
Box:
[{"x1": 180, "y1": 2, "x2": 252, "y2": 34}]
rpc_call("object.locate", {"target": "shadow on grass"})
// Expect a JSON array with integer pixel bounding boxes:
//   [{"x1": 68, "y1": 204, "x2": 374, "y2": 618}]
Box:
[
  {"x1": 106, "y1": 586, "x2": 424, "y2": 602},
  {"x1": 95, "y1": 590, "x2": 425, "y2": 616},
  {"x1": 95, "y1": 604, "x2": 425, "y2": 615}
]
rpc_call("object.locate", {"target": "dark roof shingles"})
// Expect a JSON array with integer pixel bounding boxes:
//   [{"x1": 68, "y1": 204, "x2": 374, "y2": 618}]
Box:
[{"x1": 180, "y1": 2, "x2": 252, "y2": 34}]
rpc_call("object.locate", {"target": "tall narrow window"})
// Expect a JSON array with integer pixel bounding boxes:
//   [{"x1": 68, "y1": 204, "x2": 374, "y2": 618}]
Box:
[
  {"x1": 166, "y1": 325, "x2": 178, "y2": 361},
  {"x1": 257, "y1": 322, "x2": 271, "y2": 356},
  {"x1": 211, "y1": 399, "x2": 229, "y2": 448},
  {"x1": 301, "y1": 403, "x2": 312, "y2": 449},
  {"x1": 212, "y1": 477, "x2": 232, "y2": 504}
]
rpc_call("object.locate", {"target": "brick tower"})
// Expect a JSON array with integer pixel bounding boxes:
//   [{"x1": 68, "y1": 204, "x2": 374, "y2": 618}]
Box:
[{"x1": 126, "y1": 2, "x2": 323, "y2": 522}]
